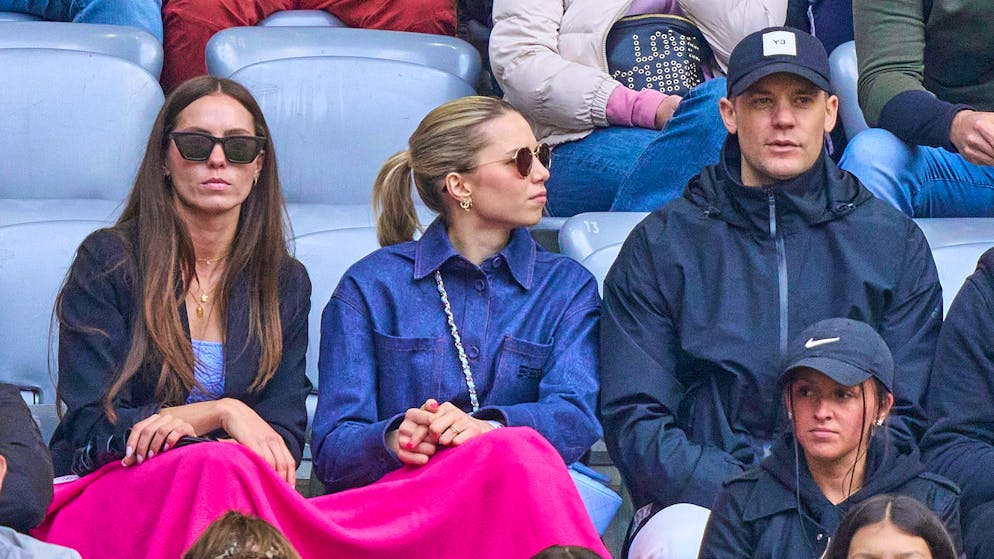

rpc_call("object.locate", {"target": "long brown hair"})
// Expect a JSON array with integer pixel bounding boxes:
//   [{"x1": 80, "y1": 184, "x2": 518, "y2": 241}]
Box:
[
  {"x1": 57, "y1": 76, "x2": 290, "y2": 421},
  {"x1": 371, "y1": 95, "x2": 518, "y2": 246}
]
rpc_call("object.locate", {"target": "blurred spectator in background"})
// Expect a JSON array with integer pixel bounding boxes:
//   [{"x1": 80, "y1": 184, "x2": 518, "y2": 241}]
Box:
[
  {"x1": 161, "y1": 0, "x2": 457, "y2": 90},
  {"x1": 840, "y1": 1, "x2": 994, "y2": 217},
  {"x1": 0, "y1": 0, "x2": 162, "y2": 40},
  {"x1": 0, "y1": 383, "x2": 81, "y2": 558}
]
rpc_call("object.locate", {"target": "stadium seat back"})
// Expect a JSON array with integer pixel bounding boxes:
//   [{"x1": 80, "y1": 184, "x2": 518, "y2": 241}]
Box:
[
  {"x1": 829, "y1": 41, "x2": 868, "y2": 139},
  {"x1": 259, "y1": 9, "x2": 347, "y2": 28},
  {"x1": 0, "y1": 21, "x2": 163, "y2": 77},
  {"x1": 0, "y1": 220, "x2": 107, "y2": 405},
  {"x1": 225, "y1": 56, "x2": 474, "y2": 205},
  {"x1": 559, "y1": 212, "x2": 648, "y2": 294},
  {"x1": 206, "y1": 26, "x2": 480, "y2": 87},
  {"x1": 290, "y1": 226, "x2": 382, "y2": 399},
  {"x1": 916, "y1": 218, "x2": 994, "y2": 314},
  {"x1": 0, "y1": 49, "x2": 162, "y2": 205},
  {"x1": 0, "y1": 11, "x2": 42, "y2": 21}
]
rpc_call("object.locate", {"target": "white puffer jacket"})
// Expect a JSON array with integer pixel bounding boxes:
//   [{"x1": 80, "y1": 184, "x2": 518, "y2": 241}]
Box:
[{"x1": 490, "y1": 0, "x2": 786, "y2": 145}]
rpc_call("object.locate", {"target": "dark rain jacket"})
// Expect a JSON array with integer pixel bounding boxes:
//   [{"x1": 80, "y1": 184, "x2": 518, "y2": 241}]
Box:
[
  {"x1": 923, "y1": 247, "x2": 994, "y2": 523},
  {"x1": 698, "y1": 433, "x2": 962, "y2": 559},
  {"x1": 600, "y1": 137, "x2": 942, "y2": 510}
]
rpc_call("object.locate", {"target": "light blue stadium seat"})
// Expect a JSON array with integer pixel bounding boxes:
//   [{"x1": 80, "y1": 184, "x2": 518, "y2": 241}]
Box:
[
  {"x1": 0, "y1": 11, "x2": 41, "y2": 21},
  {"x1": 915, "y1": 218, "x2": 994, "y2": 315},
  {"x1": 0, "y1": 48, "x2": 162, "y2": 225},
  {"x1": 290, "y1": 226, "x2": 381, "y2": 404},
  {"x1": 209, "y1": 54, "x2": 473, "y2": 225},
  {"x1": 559, "y1": 212, "x2": 994, "y2": 316},
  {"x1": 206, "y1": 26, "x2": 480, "y2": 86},
  {"x1": 558, "y1": 212, "x2": 649, "y2": 294},
  {"x1": 290, "y1": 226, "x2": 381, "y2": 484},
  {"x1": 259, "y1": 9, "x2": 346, "y2": 28},
  {"x1": 0, "y1": 21, "x2": 162, "y2": 77},
  {"x1": 0, "y1": 220, "x2": 108, "y2": 406},
  {"x1": 829, "y1": 41, "x2": 868, "y2": 140},
  {"x1": 29, "y1": 403, "x2": 59, "y2": 445}
]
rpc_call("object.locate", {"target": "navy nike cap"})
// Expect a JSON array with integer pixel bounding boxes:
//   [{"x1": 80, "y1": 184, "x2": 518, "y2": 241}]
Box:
[{"x1": 779, "y1": 317, "x2": 894, "y2": 393}]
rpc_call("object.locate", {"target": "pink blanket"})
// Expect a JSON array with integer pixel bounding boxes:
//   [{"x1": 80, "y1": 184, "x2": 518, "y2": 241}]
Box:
[{"x1": 34, "y1": 427, "x2": 610, "y2": 558}]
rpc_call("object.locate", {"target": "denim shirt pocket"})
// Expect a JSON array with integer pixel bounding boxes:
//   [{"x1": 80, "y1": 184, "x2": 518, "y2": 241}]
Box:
[
  {"x1": 372, "y1": 330, "x2": 446, "y2": 417},
  {"x1": 494, "y1": 335, "x2": 554, "y2": 404}
]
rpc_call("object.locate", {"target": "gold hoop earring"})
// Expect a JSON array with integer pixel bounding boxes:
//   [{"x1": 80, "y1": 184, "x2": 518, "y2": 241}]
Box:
[{"x1": 460, "y1": 197, "x2": 472, "y2": 211}]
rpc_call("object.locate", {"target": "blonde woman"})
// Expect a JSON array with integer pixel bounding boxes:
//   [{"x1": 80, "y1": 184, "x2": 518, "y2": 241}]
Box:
[{"x1": 312, "y1": 96, "x2": 607, "y2": 557}]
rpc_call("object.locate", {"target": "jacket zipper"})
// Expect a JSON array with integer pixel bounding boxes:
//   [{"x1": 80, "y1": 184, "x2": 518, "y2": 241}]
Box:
[
  {"x1": 600, "y1": 2, "x2": 633, "y2": 72},
  {"x1": 767, "y1": 189, "x2": 789, "y2": 357}
]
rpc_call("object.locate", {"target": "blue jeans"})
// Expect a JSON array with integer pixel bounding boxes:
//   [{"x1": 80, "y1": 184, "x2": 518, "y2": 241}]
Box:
[
  {"x1": 840, "y1": 128, "x2": 994, "y2": 217},
  {"x1": 545, "y1": 77, "x2": 727, "y2": 216},
  {"x1": 0, "y1": 0, "x2": 163, "y2": 40}
]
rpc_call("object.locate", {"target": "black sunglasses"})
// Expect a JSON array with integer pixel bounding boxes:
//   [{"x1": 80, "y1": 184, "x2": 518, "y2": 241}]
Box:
[
  {"x1": 474, "y1": 144, "x2": 551, "y2": 177},
  {"x1": 170, "y1": 131, "x2": 266, "y2": 164}
]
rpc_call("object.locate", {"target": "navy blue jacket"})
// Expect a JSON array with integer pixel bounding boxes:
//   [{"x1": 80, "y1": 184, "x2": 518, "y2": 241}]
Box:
[
  {"x1": 312, "y1": 220, "x2": 602, "y2": 492},
  {"x1": 600, "y1": 138, "x2": 942, "y2": 510},
  {"x1": 699, "y1": 433, "x2": 961, "y2": 559},
  {"x1": 923, "y1": 248, "x2": 994, "y2": 520},
  {"x1": 51, "y1": 223, "x2": 312, "y2": 476}
]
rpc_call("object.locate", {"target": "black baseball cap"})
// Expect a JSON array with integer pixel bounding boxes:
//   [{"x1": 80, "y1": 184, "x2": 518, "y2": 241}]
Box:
[
  {"x1": 726, "y1": 26, "x2": 832, "y2": 97},
  {"x1": 779, "y1": 318, "x2": 894, "y2": 393}
]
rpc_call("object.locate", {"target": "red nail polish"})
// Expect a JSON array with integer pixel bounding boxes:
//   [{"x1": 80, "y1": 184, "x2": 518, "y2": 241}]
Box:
[{"x1": 407, "y1": 440, "x2": 415, "y2": 449}]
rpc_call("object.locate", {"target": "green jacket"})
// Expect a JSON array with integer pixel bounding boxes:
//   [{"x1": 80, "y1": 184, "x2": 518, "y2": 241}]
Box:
[{"x1": 854, "y1": 0, "x2": 994, "y2": 130}]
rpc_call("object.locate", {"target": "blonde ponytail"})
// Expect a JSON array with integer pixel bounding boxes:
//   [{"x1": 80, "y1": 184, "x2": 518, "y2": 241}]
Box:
[
  {"x1": 372, "y1": 150, "x2": 420, "y2": 246},
  {"x1": 370, "y1": 96, "x2": 521, "y2": 246}
]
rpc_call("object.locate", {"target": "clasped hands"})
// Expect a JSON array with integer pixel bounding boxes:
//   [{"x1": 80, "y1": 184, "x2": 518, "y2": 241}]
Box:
[{"x1": 387, "y1": 399, "x2": 499, "y2": 466}]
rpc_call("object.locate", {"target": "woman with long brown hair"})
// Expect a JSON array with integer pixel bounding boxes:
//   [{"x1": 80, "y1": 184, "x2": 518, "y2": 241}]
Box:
[{"x1": 36, "y1": 75, "x2": 311, "y2": 558}]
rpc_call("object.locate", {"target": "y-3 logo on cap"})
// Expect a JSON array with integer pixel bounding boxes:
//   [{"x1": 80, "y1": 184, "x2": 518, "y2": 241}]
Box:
[
  {"x1": 805, "y1": 337, "x2": 840, "y2": 349},
  {"x1": 763, "y1": 31, "x2": 797, "y2": 57}
]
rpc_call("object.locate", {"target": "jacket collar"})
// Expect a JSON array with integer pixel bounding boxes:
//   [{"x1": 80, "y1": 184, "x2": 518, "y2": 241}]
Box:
[
  {"x1": 685, "y1": 135, "x2": 873, "y2": 231},
  {"x1": 743, "y1": 432, "x2": 927, "y2": 522},
  {"x1": 413, "y1": 218, "x2": 536, "y2": 290}
]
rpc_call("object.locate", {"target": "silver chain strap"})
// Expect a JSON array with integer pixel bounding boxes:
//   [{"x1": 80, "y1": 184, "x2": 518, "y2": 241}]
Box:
[{"x1": 434, "y1": 270, "x2": 480, "y2": 412}]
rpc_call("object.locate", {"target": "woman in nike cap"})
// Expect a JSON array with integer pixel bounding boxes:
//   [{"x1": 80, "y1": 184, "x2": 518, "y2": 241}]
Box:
[{"x1": 697, "y1": 318, "x2": 962, "y2": 558}]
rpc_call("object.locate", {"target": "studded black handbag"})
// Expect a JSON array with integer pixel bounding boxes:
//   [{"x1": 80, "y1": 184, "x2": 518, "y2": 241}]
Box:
[{"x1": 606, "y1": 14, "x2": 713, "y2": 97}]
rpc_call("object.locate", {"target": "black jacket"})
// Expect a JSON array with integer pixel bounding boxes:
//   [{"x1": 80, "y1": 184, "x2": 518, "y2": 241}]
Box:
[
  {"x1": 600, "y1": 137, "x2": 942, "y2": 509},
  {"x1": 699, "y1": 433, "x2": 962, "y2": 559},
  {"x1": 923, "y1": 248, "x2": 994, "y2": 520},
  {"x1": 0, "y1": 384, "x2": 53, "y2": 532},
  {"x1": 50, "y1": 222, "x2": 312, "y2": 476}
]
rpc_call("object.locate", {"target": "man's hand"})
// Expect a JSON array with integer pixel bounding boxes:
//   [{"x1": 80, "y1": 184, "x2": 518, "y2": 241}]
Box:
[{"x1": 950, "y1": 110, "x2": 994, "y2": 166}]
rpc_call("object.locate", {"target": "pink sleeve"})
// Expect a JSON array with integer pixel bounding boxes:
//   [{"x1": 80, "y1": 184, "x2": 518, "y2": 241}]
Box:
[{"x1": 606, "y1": 85, "x2": 671, "y2": 129}]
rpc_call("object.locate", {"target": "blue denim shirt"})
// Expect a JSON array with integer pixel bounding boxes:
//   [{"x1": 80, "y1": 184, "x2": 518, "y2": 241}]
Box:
[{"x1": 311, "y1": 219, "x2": 602, "y2": 492}]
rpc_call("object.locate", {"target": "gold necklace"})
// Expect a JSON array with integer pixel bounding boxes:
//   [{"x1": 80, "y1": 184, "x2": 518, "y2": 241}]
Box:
[
  {"x1": 196, "y1": 253, "x2": 228, "y2": 266},
  {"x1": 191, "y1": 273, "x2": 220, "y2": 319}
]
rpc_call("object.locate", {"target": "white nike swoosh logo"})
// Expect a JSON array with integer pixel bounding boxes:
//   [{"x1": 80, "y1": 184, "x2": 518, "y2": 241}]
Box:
[{"x1": 805, "y1": 337, "x2": 840, "y2": 348}]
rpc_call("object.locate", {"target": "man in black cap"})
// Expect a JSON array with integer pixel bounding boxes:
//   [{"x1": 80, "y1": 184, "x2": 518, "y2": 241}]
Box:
[{"x1": 600, "y1": 27, "x2": 942, "y2": 559}]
